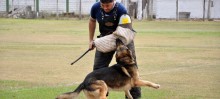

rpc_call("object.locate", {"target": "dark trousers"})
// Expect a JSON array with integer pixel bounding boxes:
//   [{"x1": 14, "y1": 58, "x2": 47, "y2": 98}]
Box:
[{"x1": 93, "y1": 41, "x2": 141, "y2": 99}]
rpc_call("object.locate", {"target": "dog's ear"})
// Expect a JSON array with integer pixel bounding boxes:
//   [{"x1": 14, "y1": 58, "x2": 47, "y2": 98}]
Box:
[{"x1": 116, "y1": 39, "x2": 123, "y2": 46}]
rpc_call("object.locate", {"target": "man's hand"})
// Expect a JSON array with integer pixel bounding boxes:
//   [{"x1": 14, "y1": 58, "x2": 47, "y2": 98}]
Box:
[{"x1": 89, "y1": 40, "x2": 95, "y2": 50}]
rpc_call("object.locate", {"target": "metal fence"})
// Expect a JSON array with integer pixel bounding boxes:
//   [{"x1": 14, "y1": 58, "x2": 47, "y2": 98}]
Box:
[
  {"x1": 0, "y1": 0, "x2": 219, "y2": 20},
  {"x1": 0, "y1": 0, "x2": 96, "y2": 18}
]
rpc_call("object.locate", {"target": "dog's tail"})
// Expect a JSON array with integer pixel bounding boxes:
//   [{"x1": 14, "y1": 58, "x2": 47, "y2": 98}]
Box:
[
  {"x1": 73, "y1": 82, "x2": 85, "y2": 93},
  {"x1": 56, "y1": 83, "x2": 84, "y2": 99}
]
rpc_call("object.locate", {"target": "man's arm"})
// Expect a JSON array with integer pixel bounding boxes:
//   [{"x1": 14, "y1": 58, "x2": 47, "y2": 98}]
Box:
[{"x1": 89, "y1": 17, "x2": 96, "y2": 50}]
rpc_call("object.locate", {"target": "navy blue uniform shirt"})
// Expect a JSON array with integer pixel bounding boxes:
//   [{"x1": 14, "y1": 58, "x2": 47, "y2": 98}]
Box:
[{"x1": 90, "y1": 2, "x2": 127, "y2": 35}]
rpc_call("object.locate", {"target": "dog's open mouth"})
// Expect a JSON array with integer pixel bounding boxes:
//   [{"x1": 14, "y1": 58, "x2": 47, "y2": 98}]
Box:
[{"x1": 115, "y1": 39, "x2": 135, "y2": 65}]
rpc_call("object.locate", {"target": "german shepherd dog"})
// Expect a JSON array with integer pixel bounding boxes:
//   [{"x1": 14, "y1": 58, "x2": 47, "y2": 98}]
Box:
[{"x1": 56, "y1": 39, "x2": 160, "y2": 99}]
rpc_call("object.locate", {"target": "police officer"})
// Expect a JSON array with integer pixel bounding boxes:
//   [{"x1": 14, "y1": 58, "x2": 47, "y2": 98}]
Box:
[{"x1": 88, "y1": 0, "x2": 141, "y2": 98}]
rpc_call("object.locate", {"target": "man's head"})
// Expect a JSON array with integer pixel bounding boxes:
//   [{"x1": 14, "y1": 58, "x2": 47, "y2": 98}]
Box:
[
  {"x1": 100, "y1": 0, "x2": 114, "y2": 3},
  {"x1": 100, "y1": 0, "x2": 115, "y2": 13}
]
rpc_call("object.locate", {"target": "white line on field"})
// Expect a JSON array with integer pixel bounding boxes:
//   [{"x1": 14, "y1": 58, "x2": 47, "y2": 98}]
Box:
[{"x1": 140, "y1": 65, "x2": 207, "y2": 76}]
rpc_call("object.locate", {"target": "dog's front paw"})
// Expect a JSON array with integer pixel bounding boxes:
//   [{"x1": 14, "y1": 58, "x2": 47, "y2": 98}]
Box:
[{"x1": 153, "y1": 84, "x2": 160, "y2": 89}]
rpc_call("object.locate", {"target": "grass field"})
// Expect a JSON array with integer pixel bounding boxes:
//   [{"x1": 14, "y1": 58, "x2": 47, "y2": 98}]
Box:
[{"x1": 0, "y1": 18, "x2": 220, "y2": 99}]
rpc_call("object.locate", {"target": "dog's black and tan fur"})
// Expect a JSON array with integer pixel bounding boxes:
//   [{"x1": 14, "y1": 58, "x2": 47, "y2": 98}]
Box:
[{"x1": 56, "y1": 39, "x2": 160, "y2": 99}]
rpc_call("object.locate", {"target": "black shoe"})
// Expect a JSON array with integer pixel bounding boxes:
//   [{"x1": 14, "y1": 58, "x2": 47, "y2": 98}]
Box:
[{"x1": 125, "y1": 87, "x2": 141, "y2": 99}]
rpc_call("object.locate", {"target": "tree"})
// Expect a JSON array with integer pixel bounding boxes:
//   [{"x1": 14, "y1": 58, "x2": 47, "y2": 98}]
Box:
[{"x1": 147, "y1": 0, "x2": 153, "y2": 20}]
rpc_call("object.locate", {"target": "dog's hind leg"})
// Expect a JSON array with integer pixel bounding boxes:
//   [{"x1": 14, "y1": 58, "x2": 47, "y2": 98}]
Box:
[
  {"x1": 135, "y1": 80, "x2": 160, "y2": 89},
  {"x1": 83, "y1": 90, "x2": 96, "y2": 99},
  {"x1": 96, "y1": 80, "x2": 108, "y2": 99},
  {"x1": 125, "y1": 90, "x2": 133, "y2": 99},
  {"x1": 56, "y1": 92, "x2": 79, "y2": 99},
  {"x1": 85, "y1": 80, "x2": 108, "y2": 99}
]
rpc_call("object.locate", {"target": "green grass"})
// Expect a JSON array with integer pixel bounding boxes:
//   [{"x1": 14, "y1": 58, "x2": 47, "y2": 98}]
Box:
[
  {"x1": 0, "y1": 18, "x2": 220, "y2": 99},
  {"x1": 0, "y1": 80, "x2": 173, "y2": 99}
]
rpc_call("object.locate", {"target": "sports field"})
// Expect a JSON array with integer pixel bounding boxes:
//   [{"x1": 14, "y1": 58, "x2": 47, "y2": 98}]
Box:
[{"x1": 0, "y1": 18, "x2": 220, "y2": 99}]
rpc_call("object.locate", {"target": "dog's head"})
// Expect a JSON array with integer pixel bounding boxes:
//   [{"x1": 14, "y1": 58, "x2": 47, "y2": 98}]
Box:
[{"x1": 115, "y1": 39, "x2": 135, "y2": 65}]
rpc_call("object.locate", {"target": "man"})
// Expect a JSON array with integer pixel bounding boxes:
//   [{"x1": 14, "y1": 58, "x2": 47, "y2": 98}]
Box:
[{"x1": 88, "y1": 0, "x2": 141, "y2": 98}]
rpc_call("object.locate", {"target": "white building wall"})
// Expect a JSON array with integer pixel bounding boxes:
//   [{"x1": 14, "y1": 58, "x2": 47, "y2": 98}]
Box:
[
  {"x1": 178, "y1": 0, "x2": 203, "y2": 18},
  {"x1": 212, "y1": 0, "x2": 220, "y2": 18},
  {"x1": 0, "y1": 0, "x2": 6, "y2": 12},
  {"x1": 156, "y1": 0, "x2": 176, "y2": 18},
  {"x1": 156, "y1": 0, "x2": 220, "y2": 19}
]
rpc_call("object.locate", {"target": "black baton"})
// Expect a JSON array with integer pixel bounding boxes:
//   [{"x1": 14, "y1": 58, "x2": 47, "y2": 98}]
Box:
[{"x1": 71, "y1": 49, "x2": 91, "y2": 65}]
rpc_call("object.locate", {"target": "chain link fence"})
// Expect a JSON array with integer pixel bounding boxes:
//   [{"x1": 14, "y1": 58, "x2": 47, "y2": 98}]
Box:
[
  {"x1": 0, "y1": 0, "x2": 219, "y2": 20},
  {"x1": 0, "y1": 0, "x2": 96, "y2": 19}
]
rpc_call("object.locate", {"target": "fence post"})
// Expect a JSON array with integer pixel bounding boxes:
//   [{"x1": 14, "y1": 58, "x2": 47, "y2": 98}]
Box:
[
  {"x1": 6, "y1": 0, "x2": 9, "y2": 13},
  {"x1": 176, "y1": 0, "x2": 179, "y2": 21},
  {"x1": 36, "y1": 0, "x2": 39, "y2": 18},
  {"x1": 150, "y1": 0, "x2": 153, "y2": 19},
  {"x1": 11, "y1": 0, "x2": 14, "y2": 14},
  {"x1": 66, "y1": 0, "x2": 69, "y2": 13},
  {"x1": 207, "y1": 0, "x2": 211, "y2": 20},
  {"x1": 203, "y1": 0, "x2": 206, "y2": 21},
  {"x1": 79, "y1": 0, "x2": 82, "y2": 20},
  {"x1": 147, "y1": 0, "x2": 153, "y2": 21},
  {"x1": 56, "y1": 0, "x2": 59, "y2": 19}
]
